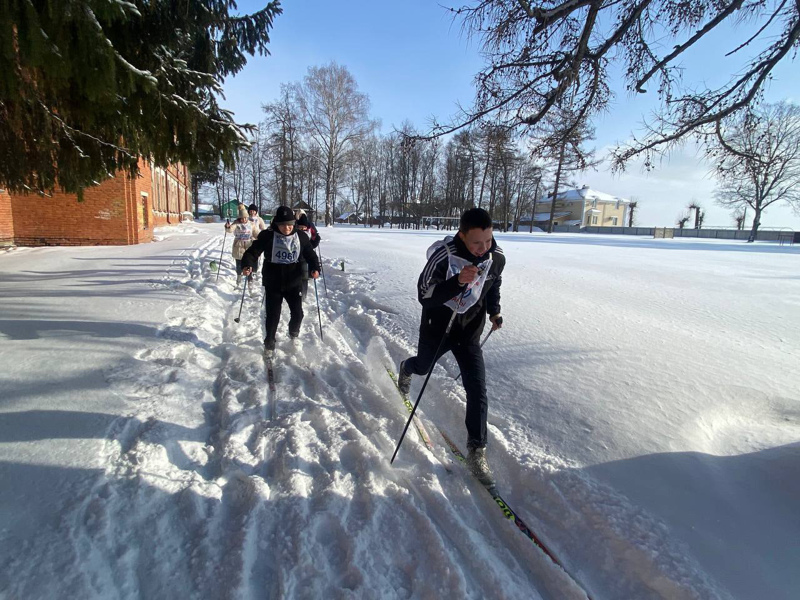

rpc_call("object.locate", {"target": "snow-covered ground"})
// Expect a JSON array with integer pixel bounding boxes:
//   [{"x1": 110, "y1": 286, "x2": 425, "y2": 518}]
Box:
[{"x1": 1, "y1": 223, "x2": 798, "y2": 600}]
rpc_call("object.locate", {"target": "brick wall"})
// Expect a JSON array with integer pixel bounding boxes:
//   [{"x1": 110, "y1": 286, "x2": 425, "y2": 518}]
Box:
[
  {"x1": 9, "y1": 175, "x2": 133, "y2": 246},
  {"x1": 0, "y1": 191, "x2": 14, "y2": 245},
  {"x1": 1, "y1": 159, "x2": 189, "y2": 246}
]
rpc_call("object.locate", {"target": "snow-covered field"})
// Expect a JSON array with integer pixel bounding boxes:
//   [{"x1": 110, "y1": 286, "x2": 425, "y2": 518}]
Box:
[{"x1": 1, "y1": 223, "x2": 798, "y2": 600}]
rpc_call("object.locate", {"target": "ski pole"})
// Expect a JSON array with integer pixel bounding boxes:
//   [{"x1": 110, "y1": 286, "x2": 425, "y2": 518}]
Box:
[
  {"x1": 390, "y1": 288, "x2": 467, "y2": 465},
  {"x1": 455, "y1": 328, "x2": 495, "y2": 382},
  {"x1": 216, "y1": 221, "x2": 229, "y2": 283},
  {"x1": 233, "y1": 275, "x2": 248, "y2": 323},
  {"x1": 314, "y1": 277, "x2": 324, "y2": 341},
  {"x1": 317, "y1": 246, "x2": 328, "y2": 298}
]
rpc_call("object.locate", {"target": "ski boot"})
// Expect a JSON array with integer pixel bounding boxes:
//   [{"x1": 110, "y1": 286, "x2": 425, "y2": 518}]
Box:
[
  {"x1": 465, "y1": 446, "x2": 495, "y2": 488},
  {"x1": 397, "y1": 360, "x2": 412, "y2": 396}
]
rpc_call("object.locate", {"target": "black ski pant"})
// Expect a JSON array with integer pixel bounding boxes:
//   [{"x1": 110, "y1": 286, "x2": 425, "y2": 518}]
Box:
[
  {"x1": 264, "y1": 286, "x2": 304, "y2": 346},
  {"x1": 300, "y1": 260, "x2": 309, "y2": 299},
  {"x1": 404, "y1": 336, "x2": 488, "y2": 449}
]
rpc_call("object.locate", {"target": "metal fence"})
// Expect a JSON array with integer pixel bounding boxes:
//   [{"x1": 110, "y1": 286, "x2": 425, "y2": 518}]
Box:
[{"x1": 550, "y1": 224, "x2": 796, "y2": 242}]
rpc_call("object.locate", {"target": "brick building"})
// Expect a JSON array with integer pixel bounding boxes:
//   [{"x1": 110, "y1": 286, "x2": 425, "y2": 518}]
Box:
[{"x1": 0, "y1": 159, "x2": 191, "y2": 246}]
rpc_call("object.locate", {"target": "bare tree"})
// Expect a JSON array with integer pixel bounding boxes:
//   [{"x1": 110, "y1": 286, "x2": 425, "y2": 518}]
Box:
[
  {"x1": 688, "y1": 201, "x2": 704, "y2": 229},
  {"x1": 712, "y1": 101, "x2": 800, "y2": 242},
  {"x1": 534, "y1": 102, "x2": 598, "y2": 233},
  {"x1": 627, "y1": 198, "x2": 639, "y2": 227},
  {"x1": 526, "y1": 165, "x2": 545, "y2": 233},
  {"x1": 262, "y1": 85, "x2": 305, "y2": 208},
  {"x1": 677, "y1": 214, "x2": 691, "y2": 229},
  {"x1": 296, "y1": 63, "x2": 373, "y2": 226},
  {"x1": 350, "y1": 133, "x2": 385, "y2": 227},
  {"x1": 442, "y1": 132, "x2": 474, "y2": 219},
  {"x1": 246, "y1": 124, "x2": 270, "y2": 212},
  {"x1": 511, "y1": 159, "x2": 543, "y2": 231},
  {"x1": 433, "y1": 1, "x2": 799, "y2": 170}
]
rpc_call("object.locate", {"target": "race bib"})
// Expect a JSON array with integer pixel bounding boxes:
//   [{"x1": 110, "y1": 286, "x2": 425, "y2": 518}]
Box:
[
  {"x1": 445, "y1": 254, "x2": 493, "y2": 314},
  {"x1": 271, "y1": 233, "x2": 300, "y2": 264},
  {"x1": 234, "y1": 223, "x2": 252, "y2": 242}
]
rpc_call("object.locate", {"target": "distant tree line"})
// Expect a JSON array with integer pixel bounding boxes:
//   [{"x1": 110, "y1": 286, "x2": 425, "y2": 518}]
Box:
[{"x1": 207, "y1": 63, "x2": 601, "y2": 231}]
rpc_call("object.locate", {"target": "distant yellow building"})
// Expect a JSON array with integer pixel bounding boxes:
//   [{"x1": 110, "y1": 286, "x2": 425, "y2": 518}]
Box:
[{"x1": 524, "y1": 185, "x2": 630, "y2": 229}]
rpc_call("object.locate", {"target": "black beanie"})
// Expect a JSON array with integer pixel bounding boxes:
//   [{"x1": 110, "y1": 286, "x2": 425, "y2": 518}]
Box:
[
  {"x1": 296, "y1": 214, "x2": 310, "y2": 228},
  {"x1": 272, "y1": 205, "x2": 296, "y2": 225},
  {"x1": 247, "y1": 203, "x2": 258, "y2": 213}
]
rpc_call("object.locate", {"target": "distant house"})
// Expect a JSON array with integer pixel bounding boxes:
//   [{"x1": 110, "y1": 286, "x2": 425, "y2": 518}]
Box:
[
  {"x1": 196, "y1": 202, "x2": 216, "y2": 216},
  {"x1": 336, "y1": 212, "x2": 360, "y2": 224},
  {"x1": 521, "y1": 186, "x2": 630, "y2": 229},
  {"x1": 292, "y1": 200, "x2": 316, "y2": 223},
  {"x1": 219, "y1": 200, "x2": 241, "y2": 219},
  {"x1": 1, "y1": 159, "x2": 191, "y2": 246}
]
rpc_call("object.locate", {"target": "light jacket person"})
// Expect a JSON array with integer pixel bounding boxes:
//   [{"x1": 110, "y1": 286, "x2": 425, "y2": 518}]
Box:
[
  {"x1": 247, "y1": 203, "x2": 267, "y2": 240},
  {"x1": 224, "y1": 204, "x2": 253, "y2": 286}
]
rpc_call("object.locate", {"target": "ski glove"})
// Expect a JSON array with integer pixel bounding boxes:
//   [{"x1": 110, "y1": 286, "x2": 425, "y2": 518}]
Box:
[{"x1": 490, "y1": 314, "x2": 503, "y2": 330}]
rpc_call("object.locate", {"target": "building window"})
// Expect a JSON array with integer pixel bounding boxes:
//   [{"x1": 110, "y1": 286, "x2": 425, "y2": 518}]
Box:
[
  {"x1": 592, "y1": 216, "x2": 598, "y2": 225},
  {"x1": 156, "y1": 169, "x2": 164, "y2": 211},
  {"x1": 592, "y1": 199, "x2": 597, "y2": 208},
  {"x1": 141, "y1": 193, "x2": 149, "y2": 230},
  {"x1": 612, "y1": 217, "x2": 618, "y2": 225}
]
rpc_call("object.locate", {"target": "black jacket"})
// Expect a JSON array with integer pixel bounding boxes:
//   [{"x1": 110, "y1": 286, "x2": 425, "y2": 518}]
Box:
[
  {"x1": 242, "y1": 227, "x2": 321, "y2": 291},
  {"x1": 417, "y1": 234, "x2": 504, "y2": 344}
]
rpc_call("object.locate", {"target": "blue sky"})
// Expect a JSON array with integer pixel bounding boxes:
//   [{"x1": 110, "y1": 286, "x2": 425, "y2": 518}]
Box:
[{"x1": 222, "y1": 1, "x2": 800, "y2": 229}]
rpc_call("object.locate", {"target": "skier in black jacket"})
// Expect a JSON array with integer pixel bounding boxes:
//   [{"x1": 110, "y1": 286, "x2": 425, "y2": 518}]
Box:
[
  {"x1": 241, "y1": 206, "x2": 320, "y2": 354},
  {"x1": 398, "y1": 208, "x2": 505, "y2": 486}
]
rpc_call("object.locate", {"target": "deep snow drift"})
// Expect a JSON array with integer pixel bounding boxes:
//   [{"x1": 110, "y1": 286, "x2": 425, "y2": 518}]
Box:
[{"x1": 0, "y1": 223, "x2": 797, "y2": 600}]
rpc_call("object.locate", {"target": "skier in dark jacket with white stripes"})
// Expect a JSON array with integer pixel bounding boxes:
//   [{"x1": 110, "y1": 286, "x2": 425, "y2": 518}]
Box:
[{"x1": 398, "y1": 208, "x2": 505, "y2": 486}]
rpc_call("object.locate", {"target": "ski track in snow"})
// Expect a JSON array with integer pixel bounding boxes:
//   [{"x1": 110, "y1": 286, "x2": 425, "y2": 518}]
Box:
[{"x1": 5, "y1": 231, "x2": 735, "y2": 600}]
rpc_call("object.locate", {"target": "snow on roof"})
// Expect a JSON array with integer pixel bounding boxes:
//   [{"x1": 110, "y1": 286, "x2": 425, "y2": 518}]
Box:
[
  {"x1": 542, "y1": 186, "x2": 629, "y2": 204},
  {"x1": 337, "y1": 212, "x2": 360, "y2": 220}
]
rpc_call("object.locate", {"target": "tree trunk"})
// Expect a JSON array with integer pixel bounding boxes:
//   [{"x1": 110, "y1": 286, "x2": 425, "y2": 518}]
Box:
[
  {"x1": 488, "y1": 168, "x2": 497, "y2": 217},
  {"x1": 548, "y1": 141, "x2": 566, "y2": 234},
  {"x1": 530, "y1": 179, "x2": 539, "y2": 233},
  {"x1": 477, "y1": 154, "x2": 489, "y2": 209},
  {"x1": 325, "y1": 153, "x2": 335, "y2": 226},
  {"x1": 192, "y1": 174, "x2": 200, "y2": 216},
  {"x1": 747, "y1": 205, "x2": 762, "y2": 243}
]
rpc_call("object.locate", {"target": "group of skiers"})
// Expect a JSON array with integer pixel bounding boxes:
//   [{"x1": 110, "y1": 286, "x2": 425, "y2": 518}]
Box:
[
  {"x1": 223, "y1": 203, "x2": 267, "y2": 288},
  {"x1": 224, "y1": 203, "x2": 321, "y2": 352},
  {"x1": 223, "y1": 204, "x2": 503, "y2": 486}
]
